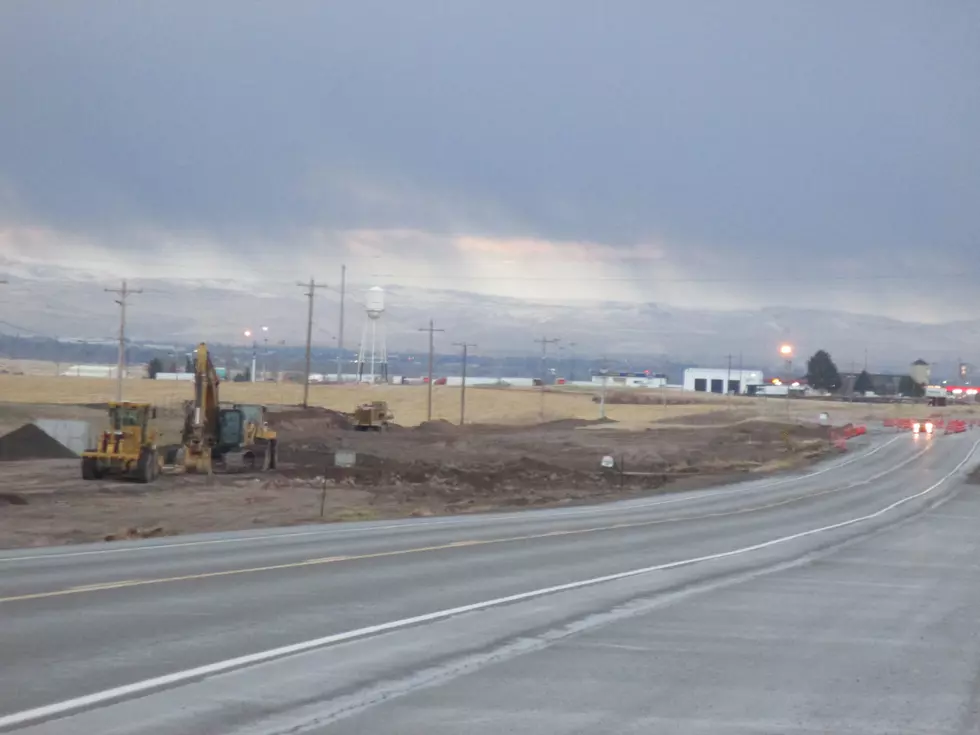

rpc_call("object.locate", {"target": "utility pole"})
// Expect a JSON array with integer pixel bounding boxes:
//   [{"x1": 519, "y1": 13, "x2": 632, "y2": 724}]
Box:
[
  {"x1": 726, "y1": 353, "x2": 733, "y2": 409},
  {"x1": 534, "y1": 336, "x2": 560, "y2": 421},
  {"x1": 453, "y1": 342, "x2": 477, "y2": 425},
  {"x1": 336, "y1": 264, "x2": 346, "y2": 384},
  {"x1": 598, "y1": 357, "x2": 609, "y2": 419},
  {"x1": 105, "y1": 280, "x2": 142, "y2": 402},
  {"x1": 566, "y1": 341, "x2": 578, "y2": 382},
  {"x1": 296, "y1": 277, "x2": 328, "y2": 408},
  {"x1": 418, "y1": 320, "x2": 445, "y2": 421}
]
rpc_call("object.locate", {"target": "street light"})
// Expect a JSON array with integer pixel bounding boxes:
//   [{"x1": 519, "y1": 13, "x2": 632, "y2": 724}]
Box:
[
  {"x1": 261, "y1": 326, "x2": 269, "y2": 381},
  {"x1": 243, "y1": 329, "x2": 257, "y2": 383},
  {"x1": 779, "y1": 344, "x2": 793, "y2": 376}
]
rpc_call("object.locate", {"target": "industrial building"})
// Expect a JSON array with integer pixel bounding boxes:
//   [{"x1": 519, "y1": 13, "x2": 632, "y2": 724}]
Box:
[
  {"x1": 60, "y1": 364, "x2": 145, "y2": 379},
  {"x1": 683, "y1": 367, "x2": 764, "y2": 395},
  {"x1": 589, "y1": 371, "x2": 667, "y2": 389}
]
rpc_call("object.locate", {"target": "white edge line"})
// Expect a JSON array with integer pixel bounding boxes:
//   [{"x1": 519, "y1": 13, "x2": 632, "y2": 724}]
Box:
[
  {"x1": 0, "y1": 435, "x2": 968, "y2": 732},
  {"x1": 0, "y1": 435, "x2": 903, "y2": 564}
]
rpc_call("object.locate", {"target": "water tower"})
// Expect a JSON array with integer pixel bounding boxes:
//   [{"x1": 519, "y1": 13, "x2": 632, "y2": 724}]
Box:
[{"x1": 357, "y1": 286, "x2": 389, "y2": 383}]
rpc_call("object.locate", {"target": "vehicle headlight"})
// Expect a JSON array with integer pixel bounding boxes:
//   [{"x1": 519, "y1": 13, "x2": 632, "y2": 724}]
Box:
[
  {"x1": 913, "y1": 422, "x2": 921, "y2": 433},
  {"x1": 925, "y1": 422, "x2": 934, "y2": 433}
]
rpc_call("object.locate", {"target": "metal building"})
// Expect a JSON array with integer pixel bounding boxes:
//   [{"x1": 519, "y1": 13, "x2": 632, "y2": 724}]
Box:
[{"x1": 682, "y1": 368, "x2": 765, "y2": 395}]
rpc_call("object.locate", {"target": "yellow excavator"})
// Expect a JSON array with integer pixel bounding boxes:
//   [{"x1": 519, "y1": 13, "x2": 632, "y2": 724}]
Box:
[
  {"x1": 177, "y1": 342, "x2": 279, "y2": 473},
  {"x1": 81, "y1": 402, "x2": 162, "y2": 483}
]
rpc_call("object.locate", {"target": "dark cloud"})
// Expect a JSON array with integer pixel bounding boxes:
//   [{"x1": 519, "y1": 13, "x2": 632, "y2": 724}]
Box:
[{"x1": 1, "y1": 1, "x2": 978, "y2": 299}]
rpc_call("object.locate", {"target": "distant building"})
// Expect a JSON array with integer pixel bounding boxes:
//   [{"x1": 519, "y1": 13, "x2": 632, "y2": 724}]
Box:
[
  {"x1": 683, "y1": 368, "x2": 764, "y2": 395},
  {"x1": 910, "y1": 359, "x2": 930, "y2": 386},
  {"x1": 592, "y1": 371, "x2": 668, "y2": 389},
  {"x1": 840, "y1": 372, "x2": 901, "y2": 396},
  {"x1": 60, "y1": 364, "x2": 145, "y2": 379}
]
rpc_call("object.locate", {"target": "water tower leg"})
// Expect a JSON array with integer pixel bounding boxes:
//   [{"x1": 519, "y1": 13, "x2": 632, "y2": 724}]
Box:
[{"x1": 370, "y1": 319, "x2": 377, "y2": 383}]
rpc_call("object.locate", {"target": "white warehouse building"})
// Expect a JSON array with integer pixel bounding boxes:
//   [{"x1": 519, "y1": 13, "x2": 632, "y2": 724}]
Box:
[{"x1": 683, "y1": 367, "x2": 764, "y2": 395}]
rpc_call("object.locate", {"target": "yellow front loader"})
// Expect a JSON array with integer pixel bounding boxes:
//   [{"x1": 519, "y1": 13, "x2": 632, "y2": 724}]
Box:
[{"x1": 80, "y1": 402, "x2": 161, "y2": 483}]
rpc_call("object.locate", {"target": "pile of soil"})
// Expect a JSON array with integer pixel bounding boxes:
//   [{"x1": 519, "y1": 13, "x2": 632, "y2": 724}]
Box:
[
  {"x1": 0, "y1": 423, "x2": 78, "y2": 461},
  {"x1": 593, "y1": 390, "x2": 699, "y2": 406},
  {"x1": 268, "y1": 406, "x2": 352, "y2": 430},
  {"x1": 415, "y1": 419, "x2": 458, "y2": 434}
]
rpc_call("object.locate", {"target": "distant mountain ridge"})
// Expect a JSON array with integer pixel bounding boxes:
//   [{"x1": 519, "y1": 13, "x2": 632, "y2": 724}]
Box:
[{"x1": 0, "y1": 264, "x2": 977, "y2": 374}]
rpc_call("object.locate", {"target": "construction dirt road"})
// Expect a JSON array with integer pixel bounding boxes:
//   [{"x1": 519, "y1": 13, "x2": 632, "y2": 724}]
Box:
[{"x1": 0, "y1": 405, "x2": 837, "y2": 549}]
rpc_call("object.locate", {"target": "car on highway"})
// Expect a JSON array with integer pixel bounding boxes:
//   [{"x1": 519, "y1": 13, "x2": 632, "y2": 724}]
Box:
[{"x1": 912, "y1": 420, "x2": 935, "y2": 435}]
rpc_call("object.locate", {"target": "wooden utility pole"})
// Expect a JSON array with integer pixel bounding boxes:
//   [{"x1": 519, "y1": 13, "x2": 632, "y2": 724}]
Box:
[
  {"x1": 105, "y1": 280, "x2": 142, "y2": 402},
  {"x1": 418, "y1": 320, "x2": 445, "y2": 421},
  {"x1": 534, "y1": 336, "x2": 560, "y2": 421},
  {"x1": 726, "y1": 353, "x2": 734, "y2": 409},
  {"x1": 296, "y1": 277, "x2": 328, "y2": 408},
  {"x1": 336, "y1": 264, "x2": 346, "y2": 384},
  {"x1": 453, "y1": 342, "x2": 477, "y2": 425}
]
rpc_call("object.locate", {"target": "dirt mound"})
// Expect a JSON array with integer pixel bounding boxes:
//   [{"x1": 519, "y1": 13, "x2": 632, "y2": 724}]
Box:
[
  {"x1": 415, "y1": 419, "x2": 459, "y2": 434},
  {"x1": 539, "y1": 417, "x2": 618, "y2": 430},
  {"x1": 104, "y1": 525, "x2": 173, "y2": 542},
  {"x1": 0, "y1": 423, "x2": 78, "y2": 461},
  {"x1": 268, "y1": 406, "x2": 352, "y2": 430},
  {"x1": 593, "y1": 391, "x2": 698, "y2": 406}
]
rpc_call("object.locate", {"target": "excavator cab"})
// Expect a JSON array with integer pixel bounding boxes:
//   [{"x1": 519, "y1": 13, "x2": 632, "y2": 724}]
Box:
[
  {"x1": 179, "y1": 343, "x2": 279, "y2": 473},
  {"x1": 81, "y1": 402, "x2": 160, "y2": 483}
]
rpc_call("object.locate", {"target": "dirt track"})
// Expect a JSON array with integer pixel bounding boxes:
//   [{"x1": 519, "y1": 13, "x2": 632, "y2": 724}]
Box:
[{"x1": 0, "y1": 407, "x2": 835, "y2": 549}]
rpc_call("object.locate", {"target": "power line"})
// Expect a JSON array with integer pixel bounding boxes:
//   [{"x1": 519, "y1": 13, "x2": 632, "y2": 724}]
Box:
[
  {"x1": 534, "y1": 336, "x2": 560, "y2": 421},
  {"x1": 105, "y1": 280, "x2": 142, "y2": 402},
  {"x1": 418, "y1": 320, "x2": 446, "y2": 422},
  {"x1": 296, "y1": 278, "x2": 328, "y2": 408},
  {"x1": 453, "y1": 341, "x2": 477, "y2": 426},
  {"x1": 336, "y1": 264, "x2": 346, "y2": 384}
]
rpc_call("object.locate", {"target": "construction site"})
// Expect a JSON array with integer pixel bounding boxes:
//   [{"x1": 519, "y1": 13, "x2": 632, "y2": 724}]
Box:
[{"x1": 2, "y1": 365, "x2": 977, "y2": 550}]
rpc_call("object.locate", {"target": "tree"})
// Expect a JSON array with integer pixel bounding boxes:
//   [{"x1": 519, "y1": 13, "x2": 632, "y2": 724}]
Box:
[
  {"x1": 854, "y1": 370, "x2": 874, "y2": 394},
  {"x1": 898, "y1": 374, "x2": 925, "y2": 397},
  {"x1": 805, "y1": 350, "x2": 842, "y2": 391},
  {"x1": 147, "y1": 357, "x2": 164, "y2": 379},
  {"x1": 233, "y1": 367, "x2": 251, "y2": 383}
]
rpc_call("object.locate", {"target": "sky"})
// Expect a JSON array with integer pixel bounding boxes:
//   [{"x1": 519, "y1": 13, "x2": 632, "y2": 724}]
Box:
[{"x1": 1, "y1": 1, "x2": 978, "y2": 321}]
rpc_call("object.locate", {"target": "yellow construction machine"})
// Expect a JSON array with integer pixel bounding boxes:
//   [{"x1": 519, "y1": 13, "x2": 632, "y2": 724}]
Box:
[
  {"x1": 81, "y1": 402, "x2": 162, "y2": 483},
  {"x1": 353, "y1": 401, "x2": 393, "y2": 431},
  {"x1": 178, "y1": 342, "x2": 279, "y2": 473}
]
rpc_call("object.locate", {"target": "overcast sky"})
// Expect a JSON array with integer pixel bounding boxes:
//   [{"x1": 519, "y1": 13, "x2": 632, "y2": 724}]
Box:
[{"x1": 1, "y1": 1, "x2": 978, "y2": 319}]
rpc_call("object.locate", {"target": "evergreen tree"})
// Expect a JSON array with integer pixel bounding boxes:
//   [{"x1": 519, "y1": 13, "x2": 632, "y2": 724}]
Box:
[
  {"x1": 147, "y1": 357, "x2": 164, "y2": 379},
  {"x1": 854, "y1": 370, "x2": 874, "y2": 394},
  {"x1": 805, "y1": 350, "x2": 842, "y2": 391}
]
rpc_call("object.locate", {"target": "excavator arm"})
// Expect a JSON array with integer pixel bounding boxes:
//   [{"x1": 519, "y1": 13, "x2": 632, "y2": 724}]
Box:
[{"x1": 182, "y1": 342, "x2": 221, "y2": 472}]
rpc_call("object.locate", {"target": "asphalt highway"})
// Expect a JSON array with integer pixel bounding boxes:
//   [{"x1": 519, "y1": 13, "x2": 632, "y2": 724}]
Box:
[{"x1": 2, "y1": 431, "x2": 979, "y2": 734}]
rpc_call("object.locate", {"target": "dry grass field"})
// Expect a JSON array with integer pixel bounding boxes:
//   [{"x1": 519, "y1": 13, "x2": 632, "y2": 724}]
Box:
[
  {"x1": 0, "y1": 373, "x2": 978, "y2": 428},
  {"x1": 0, "y1": 375, "x2": 725, "y2": 426}
]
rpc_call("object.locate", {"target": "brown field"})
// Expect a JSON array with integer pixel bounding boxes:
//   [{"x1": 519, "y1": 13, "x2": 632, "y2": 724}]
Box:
[
  {"x1": 0, "y1": 375, "x2": 724, "y2": 427},
  {"x1": 0, "y1": 414, "x2": 837, "y2": 549},
  {"x1": 1, "y1": 374, "x2": 977, "y2": 429},
  {"x1": 2, "y1": 372, "x2": 978, "y2": 550}
]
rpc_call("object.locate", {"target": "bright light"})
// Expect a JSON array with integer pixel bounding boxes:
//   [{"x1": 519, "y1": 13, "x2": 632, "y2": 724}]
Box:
[
  {"x1": 791, "y1": 381, "x2": 800, "y2": 387},
  {"x1": 925, "y1": 421, "x2": 934, "y2": 434},
  {"x1": 261, "y1": 326, "x2": 269, "y2": 332},
  {"x1": 244, "y1": 330, "x2": 252, "y2": 338},
  {"x1": 772, "y1": 378, "x2": 782, "y2": 385},
  {"x1": 913, "y1": 422, "x2": 921, "y2": 434},
  {"x1": 779, "y1": 344, "x2": 793, "y2": 356}
]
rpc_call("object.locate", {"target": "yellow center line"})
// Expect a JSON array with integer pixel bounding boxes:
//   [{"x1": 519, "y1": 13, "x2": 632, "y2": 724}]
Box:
[{"x1": 0, "y1": 446, "x2": 928, "y2": 605}]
